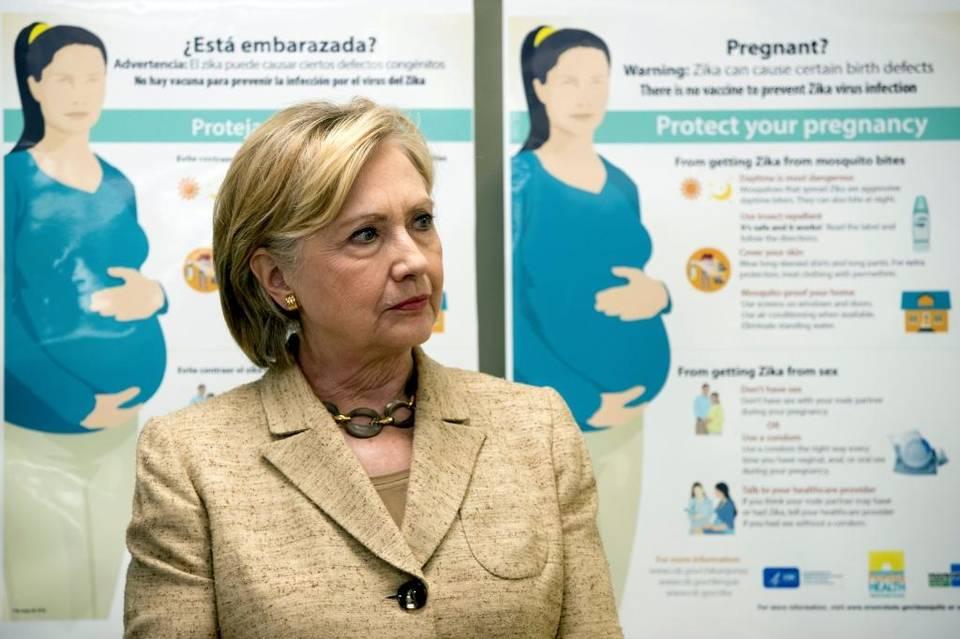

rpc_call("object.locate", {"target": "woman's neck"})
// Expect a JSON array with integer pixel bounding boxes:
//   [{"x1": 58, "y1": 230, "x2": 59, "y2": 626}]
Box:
[
  {"x1": 30, "y1": 128, "x2": 93, "y2": 162},
  {"x1": 536, "y1": 128, "x2": 595, "y2": 160},
  {"x1": 297, "y1": 339, "x2": 414, "y2": 411}
]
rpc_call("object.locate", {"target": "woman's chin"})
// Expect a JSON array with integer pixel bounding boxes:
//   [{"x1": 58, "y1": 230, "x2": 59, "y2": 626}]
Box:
[
  {"x1": 377, "y1": 318, "x2": 436, "y2": 351},
  {"x1": 50, "y1": 118, "x2": 98, "y2": 136}
]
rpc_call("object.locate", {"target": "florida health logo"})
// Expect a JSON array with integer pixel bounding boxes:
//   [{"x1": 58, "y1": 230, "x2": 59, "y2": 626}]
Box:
[{"x1": 869, "y1": 551, "x2": 906, "y2": 597}]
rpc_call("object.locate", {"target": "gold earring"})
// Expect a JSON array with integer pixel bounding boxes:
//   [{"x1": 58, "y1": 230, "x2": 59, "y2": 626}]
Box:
[{"x1": 284, "y1": 293, "x2": 298, "y2": 311}]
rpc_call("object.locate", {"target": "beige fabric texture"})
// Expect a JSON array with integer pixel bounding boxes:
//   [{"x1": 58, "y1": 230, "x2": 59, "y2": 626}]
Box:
[{"x1": 124, "y1": 349, "x2": 622, "y2": 638}]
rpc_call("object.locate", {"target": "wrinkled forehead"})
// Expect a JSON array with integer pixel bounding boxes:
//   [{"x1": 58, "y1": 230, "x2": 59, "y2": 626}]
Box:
[{"x1": 333, "y1": 141, "x2": 432, "y2": 220}]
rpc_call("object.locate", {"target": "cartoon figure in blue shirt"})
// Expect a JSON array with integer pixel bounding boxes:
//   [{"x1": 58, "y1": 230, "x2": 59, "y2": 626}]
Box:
[
  {"x1": 700, "y1": 482, "x2": 737, "y2": 534},
  {"x1": 4, "y1": 22, "x2": 167, "y2": 620},
  {"x1": 694, "y1": 383, "x2": 711, "y2": 435},
  {"x1": 512, "y1": 25, "x2": 671, "y2": 601},
  {"x1": 686, "y1": 482, "x2": 714, "y2": 533}
]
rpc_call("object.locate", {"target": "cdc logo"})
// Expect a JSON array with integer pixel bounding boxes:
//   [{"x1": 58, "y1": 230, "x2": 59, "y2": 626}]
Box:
[{"x1": 763, "y1": 567, "x2": 800, "y2": 589}]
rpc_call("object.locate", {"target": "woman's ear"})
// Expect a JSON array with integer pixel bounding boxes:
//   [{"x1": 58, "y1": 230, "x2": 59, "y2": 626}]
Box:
[
  {"x1": 532, "y1": 77, "x2": 546, "y2": 105},
  {"x1": 249, "y1": 249, "x2": 294, "y2": 309},
  {"x1": 26, "y1": 75, "x2": 42, "y2": 103}
]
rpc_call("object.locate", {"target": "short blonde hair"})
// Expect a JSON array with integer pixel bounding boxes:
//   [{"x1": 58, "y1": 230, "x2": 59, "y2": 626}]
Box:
[{"x1": 213, "y1": 98, "x2": 434, "y2": 369}]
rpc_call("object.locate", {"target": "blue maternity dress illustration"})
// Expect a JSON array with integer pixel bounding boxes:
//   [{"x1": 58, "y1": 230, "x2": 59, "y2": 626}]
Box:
[
  {"x1": 4, "y1": 149, "x2": 166, "y2": 620},
  {"x1": 4, "y1": 150, "x2": 166, "y2": 431},
  {"x1": 511, "y1": 150, "x2": 670, "y2": 430}
]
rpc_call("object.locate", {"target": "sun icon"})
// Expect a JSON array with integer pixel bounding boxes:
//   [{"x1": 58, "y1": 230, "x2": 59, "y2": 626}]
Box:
[
  {"x1": 178, "y1": 177, "x2": 200, "y2": 201},
  {"x1": 681, "y1": 177, "x2": 701, "y2": 200}
]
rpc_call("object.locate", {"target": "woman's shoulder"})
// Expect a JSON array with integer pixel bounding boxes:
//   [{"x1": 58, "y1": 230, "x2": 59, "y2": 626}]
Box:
[
  {"x1": 447, "y1": 366, "x2": 552, "y2": 404},
  {"x1": 4, "y1": 149, "x2": 32, "y2": 175},
  {"x1": 96, "y1": 154, "x2": 133, "y2": 185},
  {"x1": 599, "y1": 155, "x2": 636, "y2": 187},
  {"x1": 442, "y1": 366, "x2": 566, "y2": 436},
  {"x1": 511, "y1": 149, "x2": 537, "y2": 168},
  {"x1": 141, "y1": 379, "x2": 264, "y2": 445},
  {"x1": 511, "y1": 149, "x2": 541, "y2": 191}
]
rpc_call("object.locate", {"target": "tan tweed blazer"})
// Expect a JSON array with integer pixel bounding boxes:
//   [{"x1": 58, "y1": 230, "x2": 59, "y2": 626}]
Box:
[{"x1": 124, "y1": 349, "x2": 622, "y2": 638}]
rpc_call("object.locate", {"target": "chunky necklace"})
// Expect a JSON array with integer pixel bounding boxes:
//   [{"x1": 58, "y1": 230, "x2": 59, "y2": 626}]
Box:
[{"x1": 321, "y1": 371, "x2": 417, "y2": 439}]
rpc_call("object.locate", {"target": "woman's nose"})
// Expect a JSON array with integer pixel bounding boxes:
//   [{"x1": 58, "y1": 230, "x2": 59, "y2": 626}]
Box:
[{"x1": 390, "y1": 231, "x2": 429, "y2": 280}]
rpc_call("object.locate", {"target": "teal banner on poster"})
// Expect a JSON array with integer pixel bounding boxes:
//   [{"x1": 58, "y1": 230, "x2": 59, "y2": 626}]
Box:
[
  {"x1": 4, "y1": 108, "x2": 473, "y2": 143},
  {"x1": 509, "y1": 107, "x2": 960, "y2": 143}
]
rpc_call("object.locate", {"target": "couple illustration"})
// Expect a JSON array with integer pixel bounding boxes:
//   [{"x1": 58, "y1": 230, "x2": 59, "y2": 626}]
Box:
[{"x1": 694, "y1": 383, "x2": 723, "y2": 435}]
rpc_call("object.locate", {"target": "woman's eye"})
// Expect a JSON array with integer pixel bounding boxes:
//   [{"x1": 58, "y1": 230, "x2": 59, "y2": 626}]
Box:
[
  {"x1": 349, "y1": 227, "x2": 379, "y2": 243},
  {"x1": 413, "y1": 212, "x2": 435, "y2": 230}
]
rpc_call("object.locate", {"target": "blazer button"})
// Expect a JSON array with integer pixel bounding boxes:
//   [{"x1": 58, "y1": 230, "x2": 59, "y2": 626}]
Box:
[{"x1": 387, "y1": 578, "x2": 428, "y2": 610}]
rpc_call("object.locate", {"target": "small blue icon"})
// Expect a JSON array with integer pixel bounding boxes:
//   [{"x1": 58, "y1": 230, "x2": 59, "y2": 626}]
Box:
[
  {"x1": 763, "y1": 567, "x2": 800, "y2": 588},
  {"x1": 952, "y1": 563, "x2": 960, "y2": 588},
  {"x1": 891, "y1": 431, "x2": 948, "y2": 475}
]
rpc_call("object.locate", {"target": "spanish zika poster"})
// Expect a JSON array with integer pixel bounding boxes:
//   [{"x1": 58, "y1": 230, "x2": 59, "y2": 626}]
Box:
[
  {"x1": 0, "y1": 0, "x2": 475, "y2": 635},
  {"x1": 504, "y1": 0, "x2": 960, "y2": 636}
]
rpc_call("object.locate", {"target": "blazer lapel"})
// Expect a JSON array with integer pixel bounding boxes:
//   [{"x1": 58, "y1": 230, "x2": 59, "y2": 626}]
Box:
[
  {"x1": 401, "y1": 350, "x2": 486, "y2": 567},
  {"x1": 259, "y1": 365, "x2": 422, "y2": 577}
]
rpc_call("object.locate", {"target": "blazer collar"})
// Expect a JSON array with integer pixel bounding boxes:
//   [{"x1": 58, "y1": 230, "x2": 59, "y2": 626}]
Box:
[{"x1": 259, "y1": 348, "x2": 484, "y2": 576}]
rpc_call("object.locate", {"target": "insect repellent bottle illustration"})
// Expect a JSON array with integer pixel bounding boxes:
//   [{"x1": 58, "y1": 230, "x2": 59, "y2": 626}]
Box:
[{"x1": 912, "y1": 196, "x2": 930, "y2": 251}]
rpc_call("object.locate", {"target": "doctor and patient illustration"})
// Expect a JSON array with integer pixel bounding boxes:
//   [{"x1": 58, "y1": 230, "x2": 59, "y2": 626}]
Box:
[
  {"x1": 686, "y1": 481, "x2": 738, "y2": 535},
  {"x1": 4, "y1": 22, "x2": 166, "y2": 620}
]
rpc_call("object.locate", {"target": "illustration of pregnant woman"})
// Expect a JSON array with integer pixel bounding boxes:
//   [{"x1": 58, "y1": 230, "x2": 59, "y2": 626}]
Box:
[
  {"x1": 512, "y1": 26, "x2": 671, "y2": 603},
  {"x1": 4, "y1": 23, "x2": 166, "y2": 620}
]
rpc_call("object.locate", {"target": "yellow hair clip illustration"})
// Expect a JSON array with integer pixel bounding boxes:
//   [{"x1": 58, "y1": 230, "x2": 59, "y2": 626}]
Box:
[
  {"x1": 533, "y1": 26, "x2": 556, "y2": 47},
  {"x1": 28, "y1": 22, "x2": 51, "y2": 45}
]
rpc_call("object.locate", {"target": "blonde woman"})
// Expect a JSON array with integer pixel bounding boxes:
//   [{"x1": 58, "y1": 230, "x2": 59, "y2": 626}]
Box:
[{"x1": 123, "y1": 100, "x2": 622, "y2": 638}]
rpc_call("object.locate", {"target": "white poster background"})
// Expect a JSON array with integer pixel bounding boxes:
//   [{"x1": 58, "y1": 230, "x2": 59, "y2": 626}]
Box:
[
  {"x1": 1, "y1": 1, "x2": 475, "y2": 636},
  {"x1": 504, "y1": 1, "x2": 960, "y2": 637}
]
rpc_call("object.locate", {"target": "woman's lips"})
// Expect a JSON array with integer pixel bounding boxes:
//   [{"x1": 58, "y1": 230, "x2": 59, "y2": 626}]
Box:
[
  {"x1": 389, "y1": 295, "x2": 429, "y2": 311},
  {"x1": 65, "y1": 112, "x2": 89, "y2": 118}
]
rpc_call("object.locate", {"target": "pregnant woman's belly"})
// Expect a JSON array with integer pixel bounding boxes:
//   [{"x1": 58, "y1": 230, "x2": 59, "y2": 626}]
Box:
[{"x1": 22, "y1": 261, "x2": 166, "y2": 405}]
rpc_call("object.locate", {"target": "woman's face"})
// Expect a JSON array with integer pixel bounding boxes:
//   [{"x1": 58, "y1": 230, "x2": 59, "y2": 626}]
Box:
[
  {"x1": 715, "y1": 489, "x2": 724, "y2": 501},
  {"x1": 693, "y1": 485, "x2": 704, "y2": 499},
  {"x1": 533, "y1": 46, "x2": 610, "y2": 139},
  {"x1": 286, "y1": 140, "x2": 443, "y2": 359},
  {"x1": 27, "y1": 44, "x2": 106, "y2": 137}
]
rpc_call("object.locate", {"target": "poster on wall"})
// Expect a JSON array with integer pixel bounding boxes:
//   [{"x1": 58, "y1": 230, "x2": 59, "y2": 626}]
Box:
[
  {"x1": 0, "y1": 0, "x2": 475, "y2": 635},
  {"x1": 503, "y1": 0, "x2": 959, "y2": 636}
]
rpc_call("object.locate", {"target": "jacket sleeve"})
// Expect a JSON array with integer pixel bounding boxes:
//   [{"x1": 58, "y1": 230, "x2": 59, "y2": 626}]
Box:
[
  {"x1": 547, "y1": 388, "x2": 623, "y2": 638},
  {"x1": 124, "y1": 418, "x2": 218, "y2": 638}
]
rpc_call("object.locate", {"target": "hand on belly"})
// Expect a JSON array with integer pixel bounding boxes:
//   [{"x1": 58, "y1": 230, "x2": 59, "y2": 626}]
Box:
[
  {"x1": 90, "y1": 266, "x2": 165, "y2": 321},
  {"x1": 594, "y1": 266, "x2": 668, "y2": 321},
  {"x1": 588, "y1": 384, "x2": 646, "y2": 428},
  {"x1": 81, "y1": 386, "x2": 143, "y2": 429}
]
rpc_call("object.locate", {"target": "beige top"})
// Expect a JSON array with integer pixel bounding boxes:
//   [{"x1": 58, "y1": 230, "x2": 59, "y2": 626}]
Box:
[
  {"x1": 371, "y1": 468, "x2": 410, "y2": 527},
  {"x1": 124, "y1": 347, "x2": 622, "y2": 638}
]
